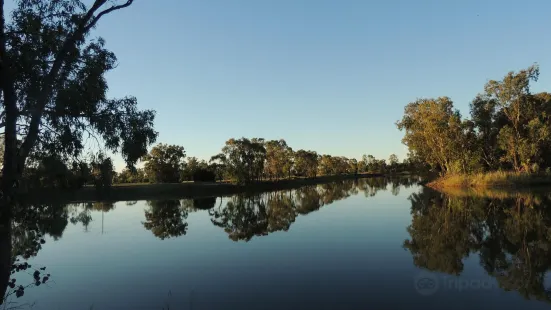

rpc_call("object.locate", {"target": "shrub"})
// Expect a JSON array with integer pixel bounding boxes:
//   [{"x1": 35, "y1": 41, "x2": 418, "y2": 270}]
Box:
[{"x1": 192, "y1": 168, "x2": 216, "y2": 182}]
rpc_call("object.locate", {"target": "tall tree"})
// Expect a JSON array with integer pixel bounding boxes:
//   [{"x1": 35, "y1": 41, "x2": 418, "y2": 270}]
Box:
[
  {"x1": 388, "y1": 154, "x2": 399, "y2": 172},
  {"x1": 143, "y1": 144, "x2": 186, "y2": 183},
  {"x1": 0, "y1": 0, "x2": 157, "y2": 210},
  {"x1": 396, "y1": 97, "x2": 472, "y2": 175},
  {"x1": 264, "y1": 139, "x2": 293, "y2": 180},
  {"x1": 484, "y1": 65, "x2": 539, "y2": 171},
  {"x1": 293, "y1": 149, "x2": 318, "y2": 178},
  {"x1": 212, "y1": 138, "x2": 266, "y2": 184}
]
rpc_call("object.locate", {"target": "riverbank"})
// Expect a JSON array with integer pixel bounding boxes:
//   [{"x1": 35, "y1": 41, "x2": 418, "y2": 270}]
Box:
[
  {"x1": 426, "y1": 171, "x2": 551, "y2": 190},
  {"x1": 22, "y1": 173, "x2": 385, "y2": 203}
]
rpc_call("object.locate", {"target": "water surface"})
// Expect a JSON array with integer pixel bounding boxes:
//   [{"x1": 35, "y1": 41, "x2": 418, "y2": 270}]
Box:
[{"x1": 5, "y1": 177, "x2": 551, "y2": 309}]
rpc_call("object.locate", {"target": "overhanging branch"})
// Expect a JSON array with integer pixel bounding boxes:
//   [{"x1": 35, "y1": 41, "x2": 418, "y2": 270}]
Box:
[
  {"x1": 17, "y1": 0, "x2": 135, "y2": 166},
  {"x1": 84, "y1": 1, "x2": 134, "y2": 33}
]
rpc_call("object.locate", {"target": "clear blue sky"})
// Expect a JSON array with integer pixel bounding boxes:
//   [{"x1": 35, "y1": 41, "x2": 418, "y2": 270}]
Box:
[{"x1": 13, "y1": 1, "x2": 551, "y2": 170}]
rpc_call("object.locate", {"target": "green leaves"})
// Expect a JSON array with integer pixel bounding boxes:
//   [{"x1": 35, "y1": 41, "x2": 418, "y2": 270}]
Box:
[
  {"x1": 215, "y1": 138, "x2": 266, "y2": 184},
  {"x1": 142, "y1": 144, "x2": 186, "y2": 183},
  {"x1": 397, "y1": 65, "x2": 551, "y2": 175},
  {"x1": 1, "y1": 0, "x2": 155, "y2": 182},
  {"x1": 396, "y1": 97, "x2": 472, "y2": 174}
]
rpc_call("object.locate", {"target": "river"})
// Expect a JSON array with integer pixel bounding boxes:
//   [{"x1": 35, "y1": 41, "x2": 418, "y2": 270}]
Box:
[{"x1": 3, "y1": 177, "x2": 551, "y2": 309}]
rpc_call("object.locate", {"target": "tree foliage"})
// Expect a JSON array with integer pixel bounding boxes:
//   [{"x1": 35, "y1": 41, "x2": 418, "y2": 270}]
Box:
[
  {"x1": 264, "y1": 139, "x2": 293, "y2": 180},
  {"x1": 211, "y1": 138, "x2": 266, "y2": 184},
  {"x1": 397, "y1": 64, "x2": 551, "y2": 175},
  {"x1": 0, "y1": 0, "x2": 157, "y2": 204},
  {"x1": 293, "y1": 149, "x2": 318, "y2": 178},
  {"x1": 142, "y1": 144, "x2": 186, "y2": 183}
]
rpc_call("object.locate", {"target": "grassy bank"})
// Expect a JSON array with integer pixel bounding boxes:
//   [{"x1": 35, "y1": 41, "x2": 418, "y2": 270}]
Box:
[
  {"x1": 22, "y1": 173, "x2": 384, "y2": 203},
  {"x1": 427, "y1": 171, "x2": 551, "y2": 190},
  {"x1": 428, "y1": 184, "x2": 551, "y2": 200}
]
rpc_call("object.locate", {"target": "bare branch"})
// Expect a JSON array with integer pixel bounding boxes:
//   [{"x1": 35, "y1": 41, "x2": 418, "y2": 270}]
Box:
[{"x1": 84, "y1": 1, "x2": 134, "y2": 33}]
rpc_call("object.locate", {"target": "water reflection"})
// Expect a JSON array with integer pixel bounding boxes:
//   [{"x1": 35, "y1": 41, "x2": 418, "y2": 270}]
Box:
[
  {"x1": 209, "y1": 178, "x2": 401, "y2": 241},
  {"x1": 404, "y1": 187, "x2": 551, "y2": 303},
  {"x1": 143, "y1": 200, "x2": 189, "y2": 240},
  {"x1": 0, "y1": 176, "x2": 418, "y2": 305},
  {"x1": 1, "y1": 203, "x2": 66, "y2": 306}
]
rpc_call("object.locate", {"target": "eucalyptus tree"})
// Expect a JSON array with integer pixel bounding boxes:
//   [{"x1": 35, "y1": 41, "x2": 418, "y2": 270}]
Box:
[
  {"x1": 293, "y1": 149, "x2": 318, "y2": 178},
  {"x1": 396, "y1": 97, "x2": 476, "y2": 175},
  {"x1": 264, "y1": 139, "x2": 293, "y2": 180},
  {"x1": 0, "y1": 0, "x2": 157, "y2": 208},
  {"x1": 484, "y1": 65, "x2": 539, "y2": 171},
  {"x1": 142, "y1": 144, "x2": 186, "y2": 183},
  {"x1": 211, "y1": 138, "x2": 266, "y2": 184}
]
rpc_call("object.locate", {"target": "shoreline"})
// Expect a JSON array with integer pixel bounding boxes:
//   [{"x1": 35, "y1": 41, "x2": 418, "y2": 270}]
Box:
[
  {"x1": 426, "y1": 171, "x2": 551, "y2": 190},
  {"x1": 22, "y1": 173, "x2": 388, "y2": 203}
]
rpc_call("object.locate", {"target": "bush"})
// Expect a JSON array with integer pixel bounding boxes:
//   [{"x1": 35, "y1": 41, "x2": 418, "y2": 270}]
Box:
[{"x1": 192, "y1": 169, "x2": 216, "y2": 182}]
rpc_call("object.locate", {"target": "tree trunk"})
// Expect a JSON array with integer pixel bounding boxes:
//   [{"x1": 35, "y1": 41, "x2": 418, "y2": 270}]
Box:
[
  {"x1": 0, "y1": 214, "x2": 11, "y2": 306},
  {"x1": 0, "y1": 0, "x2": 21, "y2": 215}
]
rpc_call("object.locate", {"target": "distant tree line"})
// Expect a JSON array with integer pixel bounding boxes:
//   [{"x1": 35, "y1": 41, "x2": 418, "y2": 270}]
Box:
[
  {"x1": 396, "y1": 64, "x2": 551, "y2": 175},
  {"x1": 15, "y1": 152, "x2": 115, "y2": 192},
  {"x1": 6, "y1": 139, "x2": 421, "y2": 189},
  {"x1": 112, "y1": 139, "x2": 424, "y2": 185}
]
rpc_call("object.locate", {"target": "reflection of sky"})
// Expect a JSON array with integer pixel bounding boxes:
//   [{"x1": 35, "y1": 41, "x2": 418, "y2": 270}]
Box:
[{"x1": 11, "y1": 184, "x2": 551, "y2": 310}]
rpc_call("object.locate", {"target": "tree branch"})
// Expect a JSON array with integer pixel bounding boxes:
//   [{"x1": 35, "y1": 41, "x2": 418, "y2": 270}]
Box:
[
  {"x1": 84, "y1": 1, "x2": 134, "y2": 33},
  {"x1": 17, "y1": 0, "x2": 134, "y2": 171}
]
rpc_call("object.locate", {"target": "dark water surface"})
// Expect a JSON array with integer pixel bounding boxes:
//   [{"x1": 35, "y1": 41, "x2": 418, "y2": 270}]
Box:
[{"x1": 4, "y1": 177, "x2": 551, "y2": 309}]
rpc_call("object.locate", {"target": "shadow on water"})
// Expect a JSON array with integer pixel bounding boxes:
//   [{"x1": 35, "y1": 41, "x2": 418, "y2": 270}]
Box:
[{"x1": 404, "y1": 186, "x2": 551, "y2": 303}]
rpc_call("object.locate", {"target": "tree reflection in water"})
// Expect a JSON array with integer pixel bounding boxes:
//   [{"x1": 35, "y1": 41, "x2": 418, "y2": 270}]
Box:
[
  {"x1": 142, "y1": 200, "x2": 189, "y2": 240},
  {"x1": 1, "y1": 202, "x2": 69, "y2": 306},
  {"x1": 0, "y1": 176, "x2": 417, "y2": 305},
  {"x1": 209, "y1": 177, "x2": 405, "y2": 242},
  {"x1": 404, "y1": 187, "x2": 551, "y2": 302}
]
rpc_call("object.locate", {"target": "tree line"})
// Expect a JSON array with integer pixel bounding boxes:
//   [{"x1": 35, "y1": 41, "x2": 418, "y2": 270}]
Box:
[
  {"x1": 396, "y1": 64, "x2": 551, "y2": 175},
  {"x1": 114, "y1": 138, "x2": 417, "y2": 185},
  {"x1": 12, "y1": 138, "x2": 418, "y2": 189}
]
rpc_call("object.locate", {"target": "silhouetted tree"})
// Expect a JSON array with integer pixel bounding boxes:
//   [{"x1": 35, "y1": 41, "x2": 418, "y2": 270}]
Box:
[{"x1": 0, "y1": 0, "x2": 157, "y2": 214}]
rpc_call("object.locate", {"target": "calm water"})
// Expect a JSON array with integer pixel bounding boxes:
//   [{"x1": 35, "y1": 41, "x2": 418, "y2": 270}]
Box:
[{"x1": 4, "y1": 177, "x2": 551, "y2": 309}]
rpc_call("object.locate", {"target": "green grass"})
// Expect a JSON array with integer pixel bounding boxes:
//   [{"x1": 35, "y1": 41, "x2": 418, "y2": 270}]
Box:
[{"x1": 427, "y1": 171, "x2": 551, "y2": 189}]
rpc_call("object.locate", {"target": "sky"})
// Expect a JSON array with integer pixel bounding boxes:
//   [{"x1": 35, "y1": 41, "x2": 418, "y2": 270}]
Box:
[{"x1": 11, "y1": 0, "x2": 551, "y2": 171}]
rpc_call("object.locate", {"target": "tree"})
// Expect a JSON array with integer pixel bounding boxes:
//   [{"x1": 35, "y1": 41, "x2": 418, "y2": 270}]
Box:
[
  {"x1": 114, "y1": 167, "x2": 147, "y2": 184},
  {"x1": 365, "y1": 155, "x2": 376, "y2": 172},
  {"x1": 264, "y1": 139, "x2": 293, "y2": 180},
  {"x1": 208, "y1": 155, "x2": 227, "y2": 182},
  {"x1": 484, "y1": 65, "x2": 539, "y2": 171},
  {"x1": 293, "y1": 150, "x2": 318, "y2": 178},
  {"x1": 143, "y1": 144, "x2": 186, "y2": 183},
  {"x1": 388, "y1": 154, "x2": 399, "y2": 172},
  {"x1": 396, "y1": 97, "x2": 475, "y2": 175},
  {"x1": 318, "y1": 155, "x2": 334, "y2": 175},
  {"x1": 89, "y1": 153, "x2": 114, "y2": 190},
  {"x1": 347, "y1": 158, "x2": 358, "y2": 175},
  {"x1": 469, "y1": 95, "x2": 504, "y2": 170},
  {"x1": 0, "y1": 0, "x2": 157, "y2": 210},
  {"x1": 211, "y1": 138, "x2": 266, "y2": 184}
]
